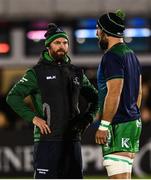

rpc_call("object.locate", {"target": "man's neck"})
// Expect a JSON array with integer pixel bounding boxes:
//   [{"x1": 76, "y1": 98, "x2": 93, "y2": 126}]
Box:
[{"x1": 108, "y1": 37, "x2": 124, "y2": 50}]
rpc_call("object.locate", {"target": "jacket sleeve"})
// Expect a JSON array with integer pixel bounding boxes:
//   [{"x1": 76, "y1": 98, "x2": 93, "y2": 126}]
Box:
[
  {"x1": 80, "y1": 74, "x2": 98, "y2": 117},
  {"x1": 6, "y1": 68, "x2": 38, "y2": 123}
]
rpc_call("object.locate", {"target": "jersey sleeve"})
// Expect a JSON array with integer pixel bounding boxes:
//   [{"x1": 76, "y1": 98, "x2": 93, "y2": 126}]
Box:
[
  {"x1": 6, "y1": 68, "x2": 38, "y2": 123},
  {"x1": 102, "y1": 52, "x2": 124, "y2": 81}
]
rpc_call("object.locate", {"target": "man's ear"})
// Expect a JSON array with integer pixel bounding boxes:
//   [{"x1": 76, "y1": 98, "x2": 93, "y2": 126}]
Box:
[{"x1": 47, "y1": 47, "x2": 51, "y2": 55}]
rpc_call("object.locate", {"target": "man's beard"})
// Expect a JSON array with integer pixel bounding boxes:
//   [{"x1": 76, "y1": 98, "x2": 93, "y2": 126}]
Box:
[
  {"x1": 98, "y1": 39, "x2": 108, "y2": 51},
  {"x1": 51, "y1": 50, "x2": 67, "y2": 62}
]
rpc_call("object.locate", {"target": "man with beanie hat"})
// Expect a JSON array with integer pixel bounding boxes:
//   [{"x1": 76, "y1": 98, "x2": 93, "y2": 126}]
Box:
[
  {"x1": 95, "y1": 10, "x2": 142, "y2": 179},
  {"x1": 6, "y1": 23, "x2": 98, "y2": 179}
]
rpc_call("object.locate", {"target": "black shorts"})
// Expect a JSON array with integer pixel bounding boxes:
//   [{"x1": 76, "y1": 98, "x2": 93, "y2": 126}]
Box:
[{"x1": 33, "y1": 140, "x2": 83, "y2": 179}]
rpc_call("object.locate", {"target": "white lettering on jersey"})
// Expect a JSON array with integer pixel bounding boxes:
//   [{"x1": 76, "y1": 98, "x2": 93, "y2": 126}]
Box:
[
  {"x1": 122, "y1": 138, "x2": 130, "y2": 148},
  {"x1": 46, "y1": 75, "x2": 56, "y2": 80}
]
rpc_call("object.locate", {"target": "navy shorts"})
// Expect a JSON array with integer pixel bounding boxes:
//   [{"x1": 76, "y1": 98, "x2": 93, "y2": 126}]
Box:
[{"x1": 33, "y1": 140, "x2": 83, "y2": 179}]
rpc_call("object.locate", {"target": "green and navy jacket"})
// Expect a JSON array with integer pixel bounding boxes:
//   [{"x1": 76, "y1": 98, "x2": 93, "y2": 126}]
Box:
[
  {"x1": 97, "y1": 43, "x2": 141, "y2": 124},
  {"x1": 6, "y1": 50, "x2": 98, "y2": 141}
]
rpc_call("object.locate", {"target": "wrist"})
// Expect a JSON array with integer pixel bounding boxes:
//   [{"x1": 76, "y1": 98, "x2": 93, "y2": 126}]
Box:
[{"x1": 98, "y1": 120, "x2": 111, "y2": 131}]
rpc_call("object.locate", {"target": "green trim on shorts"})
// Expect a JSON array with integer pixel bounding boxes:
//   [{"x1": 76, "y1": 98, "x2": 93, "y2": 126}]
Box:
[
  {"x1": 104, "y1": 156, "x2": 133, "y2": 165},
  {"x1": 101, "y1": 124, "x2": 109, "y2": 128}
]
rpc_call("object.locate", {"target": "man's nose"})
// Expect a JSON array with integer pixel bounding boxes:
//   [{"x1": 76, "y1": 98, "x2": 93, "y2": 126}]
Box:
[{"x1": 59, "y1": 43, "x2": 65, "y2": 48}]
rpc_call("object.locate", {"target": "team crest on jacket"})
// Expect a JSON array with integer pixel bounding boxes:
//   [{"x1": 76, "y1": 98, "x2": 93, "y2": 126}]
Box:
[{"x1": 73, "y1": 77, "x2": 80, "y2": 85}]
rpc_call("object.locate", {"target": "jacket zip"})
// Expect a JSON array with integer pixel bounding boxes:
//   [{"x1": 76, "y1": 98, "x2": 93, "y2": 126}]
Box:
[{"x1": 58, "y1": 64, "x2": 67, "y2": 122}]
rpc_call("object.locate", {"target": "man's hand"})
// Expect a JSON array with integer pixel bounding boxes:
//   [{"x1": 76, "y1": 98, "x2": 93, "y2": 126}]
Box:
[
  {"x1": 72, "y1": 113, "x2": 93, "y2": 134},
  {"x1": 33, "y1": 116, "x2": 51, "y2": 135},
  {"x1": 95, "y1": 129, "x2": 108, "y2": 144}
]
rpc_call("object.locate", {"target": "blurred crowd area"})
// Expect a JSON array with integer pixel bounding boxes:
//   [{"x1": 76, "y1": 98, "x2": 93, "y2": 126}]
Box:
[{"x1": 0, "y1": 66, "x2": 151, "y2": 130}]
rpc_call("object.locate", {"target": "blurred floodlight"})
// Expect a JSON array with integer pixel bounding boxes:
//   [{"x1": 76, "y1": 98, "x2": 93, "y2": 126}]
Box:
[
  {"x1": 0, "y1": 43, "x2": 10, "y2": 53},
  {"x1": 75, "y1": 29, "x2": 96, "y2": 38},
  {"x1": 27, "y1": 30, "x2": 46, "y2": 40},
  {"x1": 124, "y1": 28, "x2": 151, "y2": 37}
]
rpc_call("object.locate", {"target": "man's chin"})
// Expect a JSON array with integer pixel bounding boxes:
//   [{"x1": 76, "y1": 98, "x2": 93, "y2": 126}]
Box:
[
  {"x1": 57, "y1": 55, "x2": 65, "y2": 59},
  {"x1": 56, "y1": 52, "x2": 66, "y2": 58},
  {"x1": 53, "y1": 54, "x2": 65, "y2": 61},
  {"x1": 51, "y1": 52, "x2": 67, "y2": 60}
]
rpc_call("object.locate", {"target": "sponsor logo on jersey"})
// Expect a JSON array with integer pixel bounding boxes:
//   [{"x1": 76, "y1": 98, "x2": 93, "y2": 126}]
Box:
[{"x1": 46, "y1": 75, "x2": 56, "y2": 80}]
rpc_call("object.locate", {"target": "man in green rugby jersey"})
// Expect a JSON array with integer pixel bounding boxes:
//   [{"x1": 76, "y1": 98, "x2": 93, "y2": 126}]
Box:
[{"x1": 95, "y1": 10, "x2": 142, "y2": 179}]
